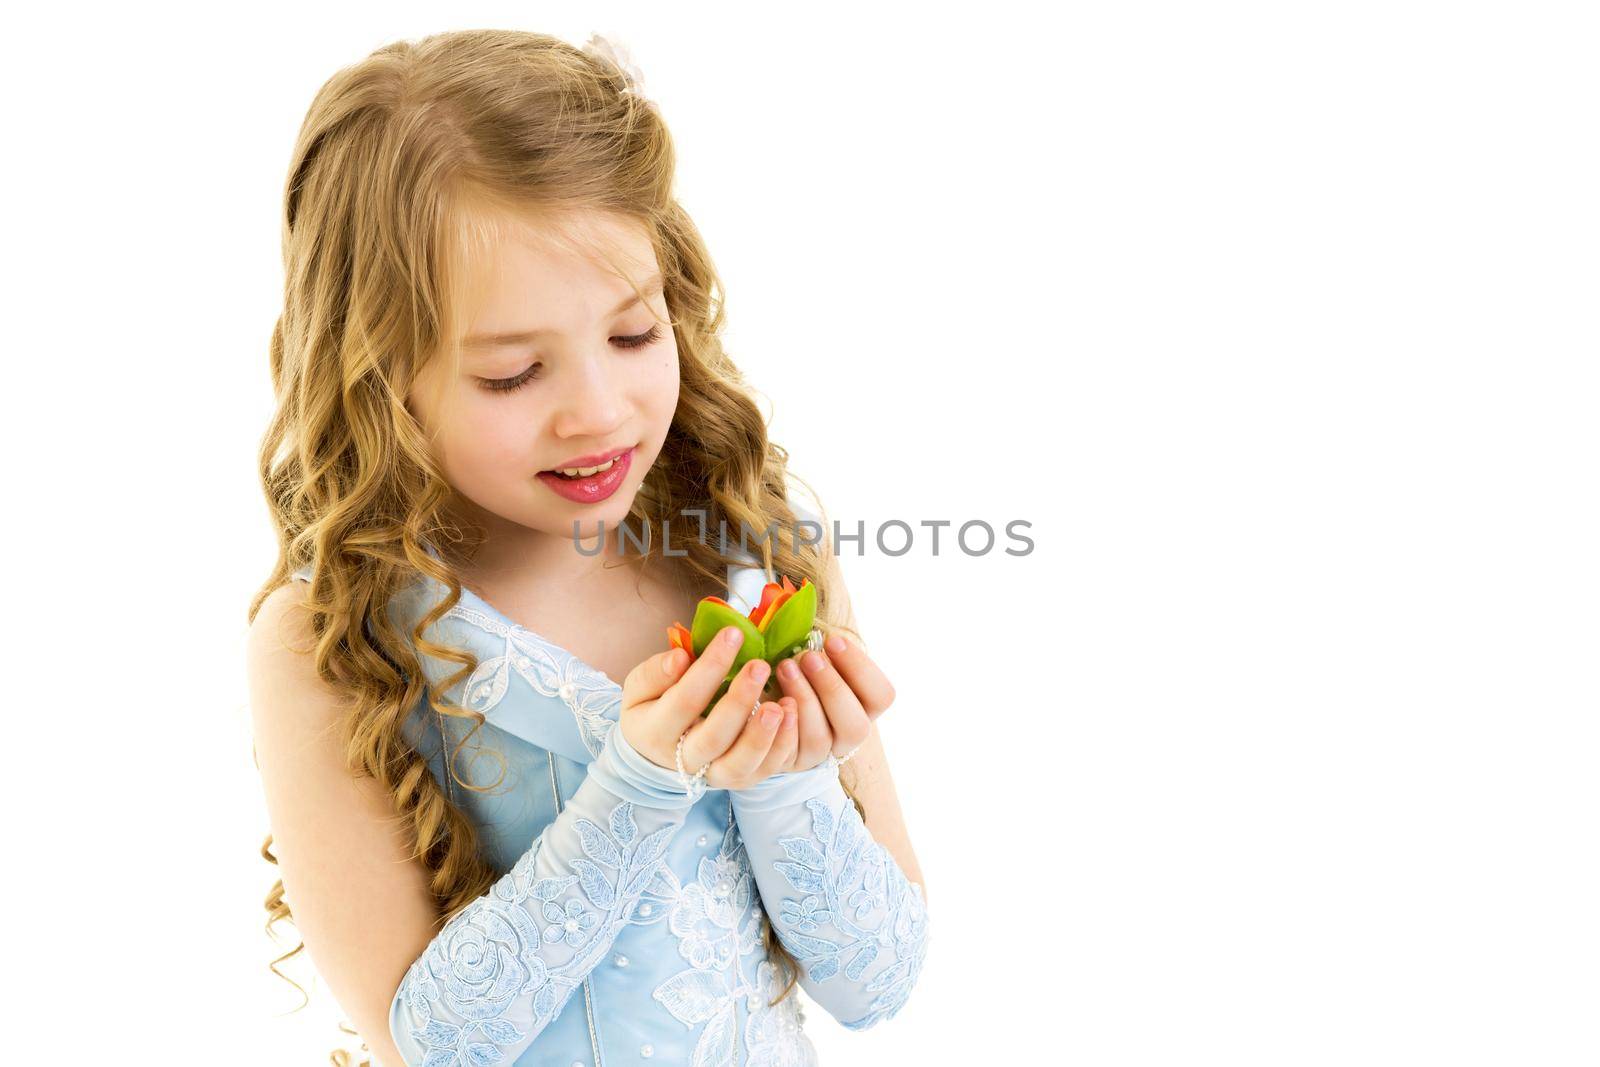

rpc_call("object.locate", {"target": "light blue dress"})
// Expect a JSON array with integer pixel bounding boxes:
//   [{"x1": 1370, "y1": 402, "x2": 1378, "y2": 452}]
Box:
[{"x1": 289, "y1": 541, "x2": 930, "y2": 1066}]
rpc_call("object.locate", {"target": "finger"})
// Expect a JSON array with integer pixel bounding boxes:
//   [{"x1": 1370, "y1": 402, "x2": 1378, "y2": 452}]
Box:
[
  {"x1": 662, "y1": 625, "x2": 748, "y2": 725},
  {"x1": 753, "y1": 698, "x2": 800, "y2": 778},
  {"x1": 621, "y1": 648, "x2": 689, "y2": 709},
  {"x1": 800, "y1": 649, "x2": 872, "y2": 757},
  {"x1": 681, "y1": 657, "x2": 771, "y2": 769},
  {"x1": 709, "y1": 699, "x2": 786, "y2": 787},
  {"x1": 775, "y1": 654, "x2": 833, "y2": 767},
  {"x1": 820, "y1": 632, "x2": 896, "y2": 717}
]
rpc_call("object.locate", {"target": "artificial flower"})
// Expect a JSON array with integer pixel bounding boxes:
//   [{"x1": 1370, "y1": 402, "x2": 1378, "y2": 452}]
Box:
[{"x1": 665, "y1": 576, "x2": 818, "y2": 713}]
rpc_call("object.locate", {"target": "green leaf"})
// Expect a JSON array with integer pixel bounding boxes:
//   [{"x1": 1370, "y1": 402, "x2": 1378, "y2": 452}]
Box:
[
  {"x1": 759, "y1": 581, "x2": 817, "y2": 663},
  {"x1": 688, "y1": 599, "x2": 765, "y2": 716},
  {"x1": 690, "y1": 599, "x2": 766, "y2": 661}
]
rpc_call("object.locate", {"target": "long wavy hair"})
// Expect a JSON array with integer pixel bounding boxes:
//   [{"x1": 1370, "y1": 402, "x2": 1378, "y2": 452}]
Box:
[{"x1": 247, "y1": 29, "x2": 865, "y2": 1066}]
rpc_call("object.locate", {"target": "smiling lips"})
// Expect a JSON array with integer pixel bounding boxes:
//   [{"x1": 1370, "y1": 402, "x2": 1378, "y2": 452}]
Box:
[
  {"x1": 546, "y1": 444, "x2": 633, "y2": 473},
  {"x1": 551, "y1": 454, "x2": 623, "y2": 478},
  {"x1": 536, "y1": 446, "x2": 634, "y2": 503}
]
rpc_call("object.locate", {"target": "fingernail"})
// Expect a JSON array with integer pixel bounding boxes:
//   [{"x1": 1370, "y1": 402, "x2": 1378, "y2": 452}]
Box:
[
  {"x1": 761, "y1": 705, "x2": 782, "y2": 727},
  {"x1": 749, "y1": 659, "x2": 771, "y2": 684},
  {"x1": 779, "y1": 659, "x2": 799, "y2": 681},
  {"x1": 783, "y1": 708, "x2": 797, "y2": 728},
  {"x1": 664, "y1": 650, "x2": 683, "y2": 674},
  {"x1": 825, "y1": 635, "x2": 847, "y2": 655},
  {"x1": 721, "y1": 626, "x2": 742, "y2": 647},
  {"x1": 803, "y1": 651, "x2": 825, "y2": 673}
]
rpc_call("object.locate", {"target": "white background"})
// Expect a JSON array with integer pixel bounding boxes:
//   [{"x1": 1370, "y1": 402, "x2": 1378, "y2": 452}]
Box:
[{"x1": 5, "y1": 2, "x2": 1595, "y2": 1064}]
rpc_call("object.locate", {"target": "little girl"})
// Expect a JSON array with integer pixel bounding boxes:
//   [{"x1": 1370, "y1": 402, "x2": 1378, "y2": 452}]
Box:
[{"x1": 246, "y1": 29, "x2": 930, "y2": 1067}]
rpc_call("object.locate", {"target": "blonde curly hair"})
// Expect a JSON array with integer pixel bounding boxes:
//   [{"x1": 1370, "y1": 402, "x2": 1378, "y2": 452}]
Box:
[{"x1": 247, "y1": 28, "x2": 864, "y2": 1065}]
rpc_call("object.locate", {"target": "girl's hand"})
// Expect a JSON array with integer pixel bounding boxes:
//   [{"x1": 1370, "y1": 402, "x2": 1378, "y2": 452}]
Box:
[
  {"x1": 620, "y1": 625, "x2": 802, "y2": 790},
  {"x1": 771, "y1": 632, "x2": 896, "y2": 772}
]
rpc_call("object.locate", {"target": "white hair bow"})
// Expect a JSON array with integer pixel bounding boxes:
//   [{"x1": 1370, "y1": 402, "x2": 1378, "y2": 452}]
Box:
[{"x1": 582, "y1": 31, "x2": 650, "y2": 101}]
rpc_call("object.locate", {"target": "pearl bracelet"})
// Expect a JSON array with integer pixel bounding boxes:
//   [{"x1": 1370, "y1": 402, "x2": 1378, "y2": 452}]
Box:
[{"x1": 674, "y1": 728, "x2": 710, "y2": 799}]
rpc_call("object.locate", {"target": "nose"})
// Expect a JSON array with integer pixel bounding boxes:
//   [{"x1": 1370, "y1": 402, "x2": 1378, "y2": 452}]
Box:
[{"x1": 550, "y1": 347, "x2": 629, "y2": 441}]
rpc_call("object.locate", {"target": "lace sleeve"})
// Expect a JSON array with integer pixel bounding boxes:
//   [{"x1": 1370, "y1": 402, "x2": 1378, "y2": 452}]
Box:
[
  {"x1": 386, "y1": 724, "x2": 701, "y2": 1065},
  {"x1": 728, "y1": 758, "x2": 931, "y2": 1030}
]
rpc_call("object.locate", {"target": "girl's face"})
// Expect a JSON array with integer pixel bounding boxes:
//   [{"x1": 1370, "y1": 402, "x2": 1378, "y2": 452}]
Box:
[{"x1": 408, "y1": 209, "x2": 679, "y2": 553}]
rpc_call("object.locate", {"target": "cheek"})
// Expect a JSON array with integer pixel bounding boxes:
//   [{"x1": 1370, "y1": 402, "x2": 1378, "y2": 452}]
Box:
[
  {"x1": 439, "y1": 398, "x2": 545, "y2": 480},
  {"x1": 646, "y1": 341, "x2": 681, "y2": 415}
]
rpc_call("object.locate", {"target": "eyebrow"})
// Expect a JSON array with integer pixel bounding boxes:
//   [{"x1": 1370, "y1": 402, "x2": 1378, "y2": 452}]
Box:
[{"x1": 462, "y1": 272, "x2": 664, "y2": 349}]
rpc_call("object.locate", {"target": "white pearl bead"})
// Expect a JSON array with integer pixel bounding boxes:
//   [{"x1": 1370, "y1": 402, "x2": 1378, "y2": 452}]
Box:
[
  {"x1": 639, "y1": 903, "x2": 651, "y2": 915},
  {"x1": 640, "y1": 1045, "x2": 654, "y2": 1058},
  {"x1": 614, "y1": 953, "x2": 629, "y2": 967},
  {"x1": 559, "y1": 682, "x2": 576, "y2": 701},
  {"x1": 696, "y1": 834, "x2": 708, "y2": 847}
]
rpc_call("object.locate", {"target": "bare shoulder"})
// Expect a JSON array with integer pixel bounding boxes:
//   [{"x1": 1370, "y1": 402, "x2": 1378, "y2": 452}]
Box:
[
  {"x1": 247, "y1": 580, "x2": 349, "y2": 748},
  {"x1": 248, "y1": 580, "x2": 318, "y2": 677}
]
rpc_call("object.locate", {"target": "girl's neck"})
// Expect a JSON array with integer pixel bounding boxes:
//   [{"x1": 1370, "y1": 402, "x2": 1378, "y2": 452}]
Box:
[{"x1": 455, "y1": 506, "x2": 643, "y2": 600}]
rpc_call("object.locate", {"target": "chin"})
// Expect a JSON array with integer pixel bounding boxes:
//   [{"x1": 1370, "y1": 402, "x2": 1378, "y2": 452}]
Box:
[{"x1": 554, "y1": 490, "x2": 639, "y2": 534}]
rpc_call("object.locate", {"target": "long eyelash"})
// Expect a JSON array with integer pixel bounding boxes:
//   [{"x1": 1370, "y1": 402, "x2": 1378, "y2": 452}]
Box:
[
  {"x1": 615, "y1": 323, "x2": 664, "y2": 349},
  {"x1": 479, "y1": 325, "x2": 663, "y2": 394},
  {"x1": 481, "y1": 364, "x2": 542, "y2": 393}
]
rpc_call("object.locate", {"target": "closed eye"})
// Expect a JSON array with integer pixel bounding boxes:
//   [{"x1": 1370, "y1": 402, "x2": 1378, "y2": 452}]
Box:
[
  {"x1": 614, "y1": 323, "x2": 665, "y2": 350},
  {"x1": 477, "y1": 324, "x2": 666, "y2": 394}
]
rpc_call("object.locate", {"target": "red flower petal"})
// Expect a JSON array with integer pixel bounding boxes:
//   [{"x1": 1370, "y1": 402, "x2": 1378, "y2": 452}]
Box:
[
  {"x1": 748, "y1": 582, "x2": 784, "y2": 627},
  {"x1": 754, "y1": 589, "x2": 794, "y2": 631},
  {"x1": 666, "y1": 622, "x2": 694, "y2": 656}
]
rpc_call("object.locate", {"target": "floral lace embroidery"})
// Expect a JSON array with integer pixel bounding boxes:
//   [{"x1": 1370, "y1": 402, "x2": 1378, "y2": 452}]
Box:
[
  {"x1": 395, "y1": 797, "x2": 676, "y2": 1066},
  {"x1": 744, "y1": 959, "x2": 815, "y2": 1067},
  {"x1": 630, "y1": 817, "x2": 818, "y2": 1066},
  {"x1": 768, "y1": 794, "x2": 931, "y2": 1031},
  {"x1": 447, "y1": 603, "x2": 620, "y2": 759}
]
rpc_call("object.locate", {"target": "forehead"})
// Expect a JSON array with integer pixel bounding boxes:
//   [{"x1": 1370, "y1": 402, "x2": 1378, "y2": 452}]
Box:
[{"x1": 448, "y1": 204, "x2": 660, "y2": 331}]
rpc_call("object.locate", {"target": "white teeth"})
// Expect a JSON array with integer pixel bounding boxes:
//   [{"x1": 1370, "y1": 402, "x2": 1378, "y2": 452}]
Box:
[{"x1": 555, "y1": 456, "x2": 618, "y2": 478}]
